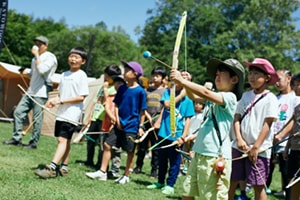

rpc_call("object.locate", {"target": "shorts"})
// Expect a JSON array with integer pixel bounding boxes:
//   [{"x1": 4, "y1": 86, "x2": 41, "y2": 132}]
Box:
[
  {"x1": 105, "y1": 127, "x2": 136, "y2": 152},
  {"x1": 182, "y1": 153, "x2": 231, "y2": 199},
  {"x1": 231, "y1": 148, "x2": 270, "y2": 186},
  {"x1": 54, "y1": 120, "x2": 77, "y2": 139}
]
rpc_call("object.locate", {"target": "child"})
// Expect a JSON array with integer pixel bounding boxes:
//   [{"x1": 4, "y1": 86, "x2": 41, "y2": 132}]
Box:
[
  {"x1": 266, "y1": 69, "x2": 298, "y2": 197},
  {"x1": 35, "y1": 47, "x2": 89, "y2": 178},
  {"x1": 170, "y1": 58, "x2": 245, "y2": 199},
  {"x1": 133, "y1": 66, "x2": 166, "y2": 178},
  {"x1": 229, "y1": 58, "x2": 279, "y2": 200},
  {"x1": 76, "y1": 64, "x2": 121, "y2": 169},
  {"x1": 181, "y1": 100, "x2": 205, "y2": 174},
  {"x1": 86, "y1": 61, "x2": 147, "y2": 184},
  {"x1": 147, "y1": 70, "x2": 195, "y2": 195},
  {"x1": 278, "y1": 73, "x2": 300, "y2": 200}
]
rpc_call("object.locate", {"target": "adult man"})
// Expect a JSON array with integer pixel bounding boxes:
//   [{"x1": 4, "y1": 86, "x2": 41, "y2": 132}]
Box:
[{"x1": 3, "y1": 36, "x2": 57, "y2": 149}]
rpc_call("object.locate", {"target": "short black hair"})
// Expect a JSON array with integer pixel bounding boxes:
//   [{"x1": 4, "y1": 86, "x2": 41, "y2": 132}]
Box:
[
  {"x1": 69, "y1": 47, "x2": 87, "y2": 61},
  {"x1": 291, "y1": 73, "x2": 300, "y2": 87},
  {"x1": 151, "y1": 67, "x2": 166, "y2": 79},
  {"x1": 104, "y1": 64, "x2": 121, "y2": 77}
]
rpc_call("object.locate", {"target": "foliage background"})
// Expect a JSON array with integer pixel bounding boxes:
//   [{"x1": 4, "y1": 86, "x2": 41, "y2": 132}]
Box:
[{"x1": 1, "y1": 0, "x2": 300, "y2": 85}]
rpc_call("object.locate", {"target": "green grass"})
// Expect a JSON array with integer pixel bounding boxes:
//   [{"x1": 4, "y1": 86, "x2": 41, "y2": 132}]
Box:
[{"x1": 0, "y1": 122, "x2": 283, "y2": 200}]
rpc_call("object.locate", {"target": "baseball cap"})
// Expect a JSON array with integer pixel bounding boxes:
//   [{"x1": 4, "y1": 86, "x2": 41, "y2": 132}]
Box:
[
  {"x1": 34, "y1": 36, "x2": 49, "y2": 45},
  {"x1": 207, "y1": 58, "x2": 245, "y2": 100},
  {"x1": 121, "y1": 60, "x2": 143, "y2": 77},
  {"x1": 245, "y1": 58, "x2": 279, "y2": 85},
  {"x1": 113, "y1": 75, "x2": 126, "y2": 84}
]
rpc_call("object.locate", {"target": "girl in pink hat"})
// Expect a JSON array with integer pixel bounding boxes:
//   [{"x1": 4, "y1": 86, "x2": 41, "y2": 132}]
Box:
[{"x1": 229, "y1": 58, "x2": 279, "y2": 200}]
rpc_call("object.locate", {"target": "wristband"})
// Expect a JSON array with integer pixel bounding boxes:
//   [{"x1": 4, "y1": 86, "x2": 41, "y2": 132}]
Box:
[
  {"x1": 139, "y1": 124, "x2": 145, "y2": 131},
  {"x1": 180, "y1": 136, "x2": 185, "y2": 141}
]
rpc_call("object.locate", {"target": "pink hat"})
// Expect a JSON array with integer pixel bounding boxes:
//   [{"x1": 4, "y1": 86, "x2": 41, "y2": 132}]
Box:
[{"x1": 245, "y1": 58, "x2": 279, "y2": 85}]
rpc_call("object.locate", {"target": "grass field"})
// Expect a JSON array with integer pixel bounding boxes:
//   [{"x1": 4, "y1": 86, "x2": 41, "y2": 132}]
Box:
[{"x1": 0, "y1": 122, "x2": 284, "y2": 200}]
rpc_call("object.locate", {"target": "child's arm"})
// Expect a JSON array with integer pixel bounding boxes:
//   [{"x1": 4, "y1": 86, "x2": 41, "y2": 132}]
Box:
[
  {"x1": 115, "y1": 106, "x2": 122, "y2": 130},
  {"x1": 163, "y1": 89, "x2": 186, "y2": 108},
  {"x1": 177, "y1": 117, "x2": 191, "y2": 146},
  {"x1": 138, "y1": 110, "x2": 146, "y2": 136},
  {"x1": 104, "y1": 101, "x2": 116, "y2": 125},
  {"x1": 274, "y1": 115, "x2": 294, "y2": 144},
  {"x1": 153, "y1": 108, "x2": 164, "y2": 130},
  {"x1": 248, "y1": 117, "x2": 275, "y2": 164},
  {"x1": 170, "y1": 69, "x2": 224, "y2": 106},
  {"x1": 233, "y1": 113, "x2": 249, "y2": 152}
]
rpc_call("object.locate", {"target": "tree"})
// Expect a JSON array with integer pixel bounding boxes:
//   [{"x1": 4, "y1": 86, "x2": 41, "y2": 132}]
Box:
[{"x1": 139, "y1": 0, "x2": 300, "y2": 84}]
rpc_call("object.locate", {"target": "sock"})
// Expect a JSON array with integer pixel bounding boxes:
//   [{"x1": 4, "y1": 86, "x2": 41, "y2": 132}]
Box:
[
  {"x1": 61, "y1": 164, "x2": 68, "y2": 171},
  {"x1": 50, "y1": 162, "x2": 57, "y2": 171}
]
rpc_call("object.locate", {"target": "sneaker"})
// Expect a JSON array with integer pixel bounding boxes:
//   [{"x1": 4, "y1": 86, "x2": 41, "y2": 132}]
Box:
[
  {"x1": 182, "y1": 165, "x2": 188, "y2": 175},
  {"x1": 265, "y1": 188, "x2": 271, "y2": 195},
  {"x1": 115, "y1": 175, "x2": 129, "y2": 184},
  {"x1": 59, "y1": 168, "x2": 68, "y2": 176},
  {"x1": 3, "y1": 138, "x2": 22, "y2": 146},
  {"x1": 147, "y1": 182, "x2": 165, "y2": 189},
  {"x1": 133, "y1": 167, "x2": 142, "y2": 174},
  {"x1": 161, "y1": 185, "x2": 174, "y2": 195},
  {"x1": 273, "y1": 190, "x2": 285, "y2": 197},
  {"x1": 85, "y1": 170, "x2": 107, "y2": 181},
  {"x1": 34, "y1": 165, "x2": 57, "y2": 179}
]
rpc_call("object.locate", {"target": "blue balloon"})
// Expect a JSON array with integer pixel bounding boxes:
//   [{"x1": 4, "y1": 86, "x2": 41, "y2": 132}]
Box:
[{"x1": 143, "y1": 51, "x2": 151, "y2": 58}]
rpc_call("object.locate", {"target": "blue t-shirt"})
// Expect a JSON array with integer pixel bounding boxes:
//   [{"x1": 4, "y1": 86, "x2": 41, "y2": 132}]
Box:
[
  {"x1": 113, "y1": 84, "x2": 147, "y2": 133},
  {"x1": 158, "y1": 89, "x2": 195, "y2": 141}
]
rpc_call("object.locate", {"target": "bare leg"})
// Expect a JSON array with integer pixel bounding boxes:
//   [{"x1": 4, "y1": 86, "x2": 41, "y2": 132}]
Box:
[
  {"x1": 253, "y1": 185, "x2": 267, "y2": 200},
  {"x1": 100, "y1": 142, "x2": 112, "y2": 172},
  {"x1": 61, "y1": 139, "x2": 71, "y2": 165},
  {"x1": 124, "y1": 151, "x2": 134, "y2": 176},
  {"x1": 228, "y1": 180, "x2": 240, "y2": 200},
  {"x1": 52, "y1": 137, "x2": 68, "y2": 164}
]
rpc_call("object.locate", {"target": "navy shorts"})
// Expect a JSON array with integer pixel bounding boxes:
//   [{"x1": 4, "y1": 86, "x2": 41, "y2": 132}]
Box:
[
  {"x1": 54, "y1": 120, "x2": 77, "y2": 139},
  {"x1": 105, "y1": 127, "x2": 136, "y2": 152}
]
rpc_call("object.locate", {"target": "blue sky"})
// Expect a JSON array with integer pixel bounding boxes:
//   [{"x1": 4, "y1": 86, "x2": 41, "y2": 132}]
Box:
[
  {"x1": 8, "y1": 0, "x2": 300, "y2": 43},
  {"x1": 9, "y1": 0, "x2": 156, "y2": 43}
]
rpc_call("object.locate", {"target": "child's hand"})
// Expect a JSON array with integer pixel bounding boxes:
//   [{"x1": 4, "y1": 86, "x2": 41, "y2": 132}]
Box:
[
  {"x1": 138, "y1": 128, "x2": 144, "y2": 137},
  {"x1": 237, "y1": 138, "x2": 250, "y2": 153},
  {"x1": 170, "y1": 69, "x2": 184, "y2": 83},
  {"x1": 45, "y1": 97, "x2": 60, "y2": 108},
  {"x1": 153, "y1": 121, "x2": 160, "y2": 129},
  {"x1": 176, "y1": 137, "x2": 185, "y2": 146},
  {"x1": 103, "y1": 81, "x2": 109, "y2": 89},
  {"x1": 248, "y1": 147, "x2": 259, "y2": 164}
]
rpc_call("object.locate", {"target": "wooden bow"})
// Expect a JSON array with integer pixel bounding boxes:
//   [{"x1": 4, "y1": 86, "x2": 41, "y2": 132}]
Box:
[
  {"x1": 170, "y1": 11, "x2": 187, "y2": 137},
  {"x1": 18, "y1": 84, "x2": 82, "y2": 126},
  {"x1": 128, "y1": 127, "x2": 155, "y2": 143}
]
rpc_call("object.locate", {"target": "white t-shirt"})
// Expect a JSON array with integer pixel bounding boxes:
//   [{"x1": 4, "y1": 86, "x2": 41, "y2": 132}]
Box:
[
  {"x1": 28, "y1": 51, "x2": 57, "y2": 98},
  {"x1": 56, "y1": 69, "x2": 89, "y2": 125},
  {"x1": 232, "y1": 90, "x2": 279, "y2": 158},
  {"x1": 272, "y1": 92, "x2": 300, "y2": 152}
]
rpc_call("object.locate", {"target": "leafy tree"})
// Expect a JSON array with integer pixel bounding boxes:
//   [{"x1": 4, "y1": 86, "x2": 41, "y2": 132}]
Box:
[
  {"x1": 139, "y1": 0, "x2": 300, "y2": 85},
  {"x1": 0, "y1": 10, "x2": 68, "y2": 67}
]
